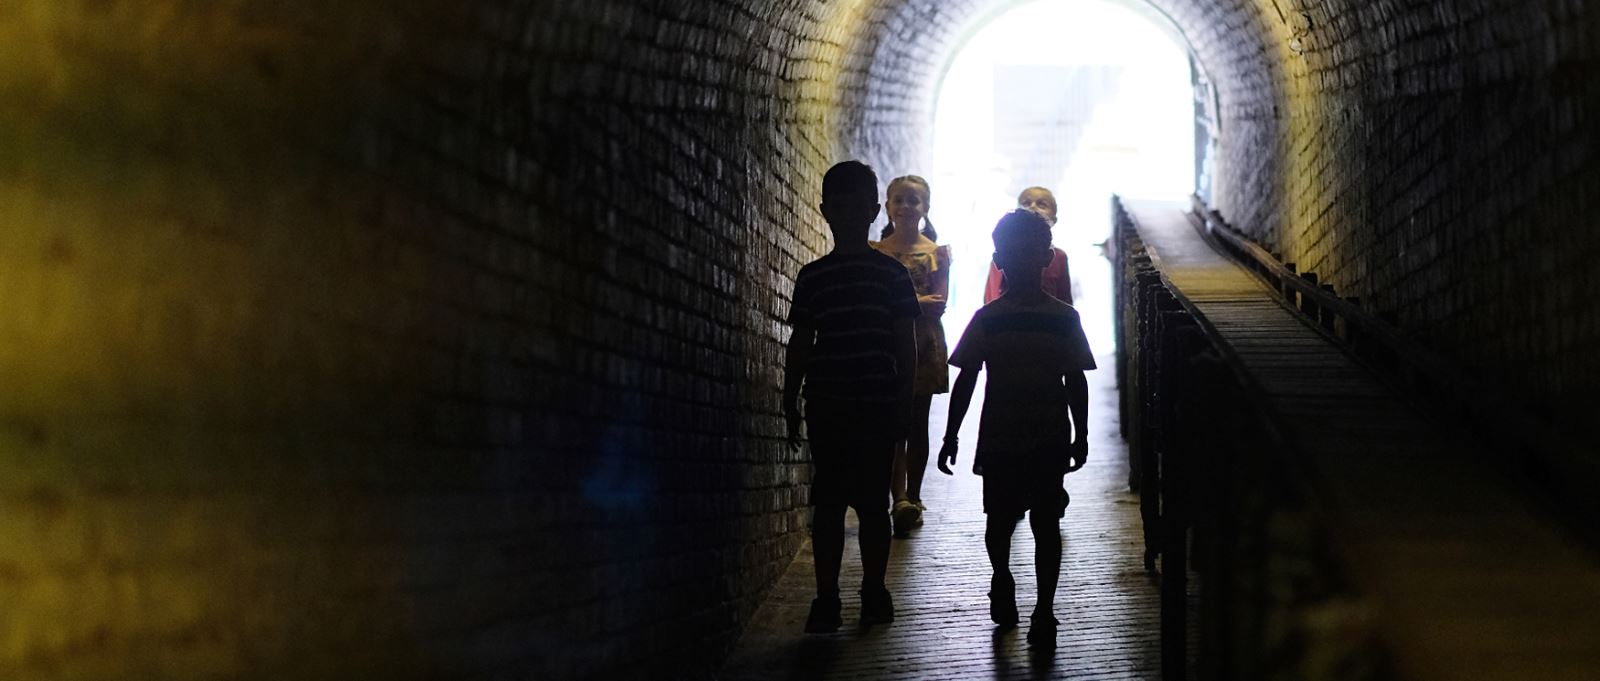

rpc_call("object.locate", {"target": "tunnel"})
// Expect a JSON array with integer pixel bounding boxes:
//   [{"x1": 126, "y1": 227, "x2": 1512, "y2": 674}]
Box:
[{"x1": 1, "y1": 1, "x2": 1597, "y2": 680}]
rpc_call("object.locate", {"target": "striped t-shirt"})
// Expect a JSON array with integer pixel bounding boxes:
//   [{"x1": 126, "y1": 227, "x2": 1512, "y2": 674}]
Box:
[
  {"x1": 789, "y1": 251, "x2": 921, "y2": 403},
  {"x1": 948, "y1": 295, "x2": 1096, "y2": 472}
]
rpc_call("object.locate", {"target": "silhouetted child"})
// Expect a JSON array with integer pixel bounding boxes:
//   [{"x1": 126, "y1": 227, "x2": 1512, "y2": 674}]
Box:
[
  {"x1": 871, "y1": 174, "x2": 951, "y2": 536},
  {"x1": 984, "y1": 187, "x2": 1073, "y2": 305},
  {"x1": 937, "y1": 209, "x2": 1094, "y2": 647},
  {"x1": 784, "y1": 160, "x2": 920, "y2": 633},
  {"x1": 986, "y1": 187, "x2": 1077, "y2": 519}
]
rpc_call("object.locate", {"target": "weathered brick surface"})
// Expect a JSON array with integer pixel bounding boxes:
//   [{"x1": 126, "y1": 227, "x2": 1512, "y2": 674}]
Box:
[
  {"x1": 863, "y1": 0, "x2": 1600, "y2": 442},
  {"x1": 0, "y1": 2, "x2": 842, "y2": 679},
  {"x1": 1268, "y1": 1, "x2": 1600, "y2": 431},
  {"x1": 1, "y1": 1, "x2": 1595, "y2": 679}
]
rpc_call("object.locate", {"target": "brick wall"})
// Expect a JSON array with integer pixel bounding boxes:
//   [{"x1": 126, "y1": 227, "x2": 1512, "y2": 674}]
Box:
[
  {"x1": 872, "y1": 0, "x2": 1600, "y2": 439},
  {"x1": 2, "y1": 0, "x2": 1594, "y2": 679},
  {"x1": 0, "y1": 1, "x2": 1269, "y2": 679},
  {"x1": 1266, "y1": 0, "x2": 1600, "y2": 432},
  {"x1": 862, "y1": 0, "x2": 1600, "y2": 436},
  {"x1": 0, "y1": 2, "x2": 870, "y2": 678}
]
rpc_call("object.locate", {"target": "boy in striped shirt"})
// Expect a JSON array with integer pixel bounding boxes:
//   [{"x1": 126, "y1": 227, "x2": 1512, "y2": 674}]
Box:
[
  {"x1": 937, "y1": 209, "x2": 1096, "y2": 648},
  {"x1": 784, "y1": 161, "x2": 920, "y2": 633}
]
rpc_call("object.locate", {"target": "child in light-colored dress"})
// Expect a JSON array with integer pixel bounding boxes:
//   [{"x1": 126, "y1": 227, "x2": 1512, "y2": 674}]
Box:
[{"x1": 871, "y1": 174, "x2": 950, "y2": 536}]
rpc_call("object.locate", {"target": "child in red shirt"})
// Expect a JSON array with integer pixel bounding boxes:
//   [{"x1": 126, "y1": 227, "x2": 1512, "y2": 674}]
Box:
[{"x1": 983, "y1": 187, "x2": 1072, "y2": 304}]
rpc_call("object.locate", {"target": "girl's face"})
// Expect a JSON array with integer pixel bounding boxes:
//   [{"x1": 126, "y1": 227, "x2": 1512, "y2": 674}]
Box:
[
  {"x1": 1018, "y1": 189, "x2": 1058, "y2": 226},
  {"x1": 887, "y1": 184, "x2": 929, "y2": 230}
]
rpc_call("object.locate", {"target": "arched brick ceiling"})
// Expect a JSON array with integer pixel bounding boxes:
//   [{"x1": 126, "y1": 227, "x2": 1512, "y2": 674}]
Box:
[{"x1": 827, "y1": 0, "x2": 1290, "y2": 227}]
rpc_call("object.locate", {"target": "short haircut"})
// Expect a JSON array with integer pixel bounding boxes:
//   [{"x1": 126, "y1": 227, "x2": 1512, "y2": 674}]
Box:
[
  {"x1": 1017, "y1": 186, "x2": 1056, "y2": 205},
  {"x1": 822, "y1": 161, "x2": 878, "y2": 201},
  {"x1": 992, "y1": 208, "x2": 1052, "y2": 254}
]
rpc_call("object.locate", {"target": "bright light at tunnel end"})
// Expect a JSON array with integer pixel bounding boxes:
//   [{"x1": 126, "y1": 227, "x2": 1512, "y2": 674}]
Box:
[{"x1": 928, "y1": 0, "x2": 1196, "y2": 355}]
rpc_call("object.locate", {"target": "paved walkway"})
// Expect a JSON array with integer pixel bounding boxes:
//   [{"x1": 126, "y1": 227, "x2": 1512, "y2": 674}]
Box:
[{"x1": 721, "y1": 354, "x2": 1163, "y2": 680}]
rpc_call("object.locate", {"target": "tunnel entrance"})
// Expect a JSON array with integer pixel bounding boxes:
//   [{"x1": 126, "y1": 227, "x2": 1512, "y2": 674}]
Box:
[{"x1": 924, "y1": 0, "x2": 1199, "y2": 353}]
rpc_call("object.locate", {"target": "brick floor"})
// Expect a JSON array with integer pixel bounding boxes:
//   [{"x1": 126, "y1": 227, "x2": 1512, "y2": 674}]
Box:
[{"x1": 721, "y1": 355, "x2": 1163, "y2": 680}]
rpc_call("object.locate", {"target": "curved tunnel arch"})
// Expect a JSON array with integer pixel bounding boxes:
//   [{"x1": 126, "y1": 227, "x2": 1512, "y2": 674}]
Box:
[
  {"x1": 0, "y1": 2, "x2": 1594, "y2": 679},
  {"x1": 920, "y1": 0, "x2": 1223, "y2": 193},
  {"x1": 836, "y1": 0, "x2": 1287, "y2": 212}
]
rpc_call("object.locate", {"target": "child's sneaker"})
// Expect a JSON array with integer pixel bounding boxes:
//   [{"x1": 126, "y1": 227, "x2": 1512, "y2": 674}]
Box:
[
  {"x1": 988, "y1": 574, "x2": 1018, "y2": 627},
  {"x1": 891, "y1": 500, "x2": 921, "y2": 537},
  {"x1": 859, "y1": 586, "x2": 895, "y2": 626},
  {"x1": 1026, "y1": 613, "x2": 1059, "y2": 648},
  {"x1": 804, "y1": 596, "x2": 842, "y2": 633}
]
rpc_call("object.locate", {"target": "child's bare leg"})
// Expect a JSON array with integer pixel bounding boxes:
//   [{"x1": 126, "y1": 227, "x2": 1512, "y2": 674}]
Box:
[
  {"x1": 813, "y1": 503, "x2": 847, "y2": 598},
  {"x1": 857, "y1": 502, "x2": 891, "y2": 587},
  {"x1": 905, "y1": 394, "x2": 933, "y2": 503},
  {"x1": 1029, "y1": 510, "x2": 1062, "y2": 613},
  {"x1": 889, "y1": 441, "x2": 909, "y2": 503},
  {"x1": 985, "y1": 513, "x2": 1021, "y2": 625},
  {"x1": 985, "y1": 514, "x2": 1017, "y2": 580}
]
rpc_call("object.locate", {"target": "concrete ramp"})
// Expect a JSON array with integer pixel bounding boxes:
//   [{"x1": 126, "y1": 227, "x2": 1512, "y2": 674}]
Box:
[{"x1": 1124, "y1": 199, "x2": 1600, "y2": 681}]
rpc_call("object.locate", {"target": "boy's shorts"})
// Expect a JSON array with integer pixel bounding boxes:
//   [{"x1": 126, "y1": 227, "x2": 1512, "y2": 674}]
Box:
[
  {"x1": 981, "y1": 451, "x2": 1067, "y2": 520},
  {"x1": 805, "y1": 398, "x2": 896, "y2": 511}
]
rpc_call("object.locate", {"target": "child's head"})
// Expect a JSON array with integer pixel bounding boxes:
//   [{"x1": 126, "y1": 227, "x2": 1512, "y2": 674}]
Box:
[
  {"x1": 881, "y1": 175, "x2": 938, "y2": 241},
  {"x1": 992, "y1": 209, "x2": 1054, "y2": 279},
  {"x1": 821, "y1": 161, "x2": 881, "y2": 239},
  {"x1": 1016, "y1": 186, "x2": 1058, "y2": 226}
]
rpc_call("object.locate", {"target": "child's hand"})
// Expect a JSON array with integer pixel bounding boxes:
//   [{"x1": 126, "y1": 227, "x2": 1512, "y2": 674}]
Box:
[
  {"x1": 937, "y1": 437, "x2": 958, "y2": 475},
  {"x1": 786, "y1": 410, "x2": 804, "y2": 451},
  {"x1": 1065, "y1": 438, "x2": 1087, "y2": 473}
]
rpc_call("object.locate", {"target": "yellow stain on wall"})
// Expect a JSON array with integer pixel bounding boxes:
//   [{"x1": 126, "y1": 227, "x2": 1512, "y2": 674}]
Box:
[
  {"x1": 794, "y1": 0, "x2": 879, "y2": 156},
  {"x1": 0, "y1": 2, "x2": 447, "y2": 675},
  {"x1": 1251, "y1": 0, "x2": 1332, "y2": 272}
]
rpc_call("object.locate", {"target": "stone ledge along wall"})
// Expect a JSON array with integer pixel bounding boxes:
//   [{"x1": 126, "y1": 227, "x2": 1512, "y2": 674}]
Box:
[{"x1": 1, "y1": 0, "x2": 1594, "y2": 679}]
